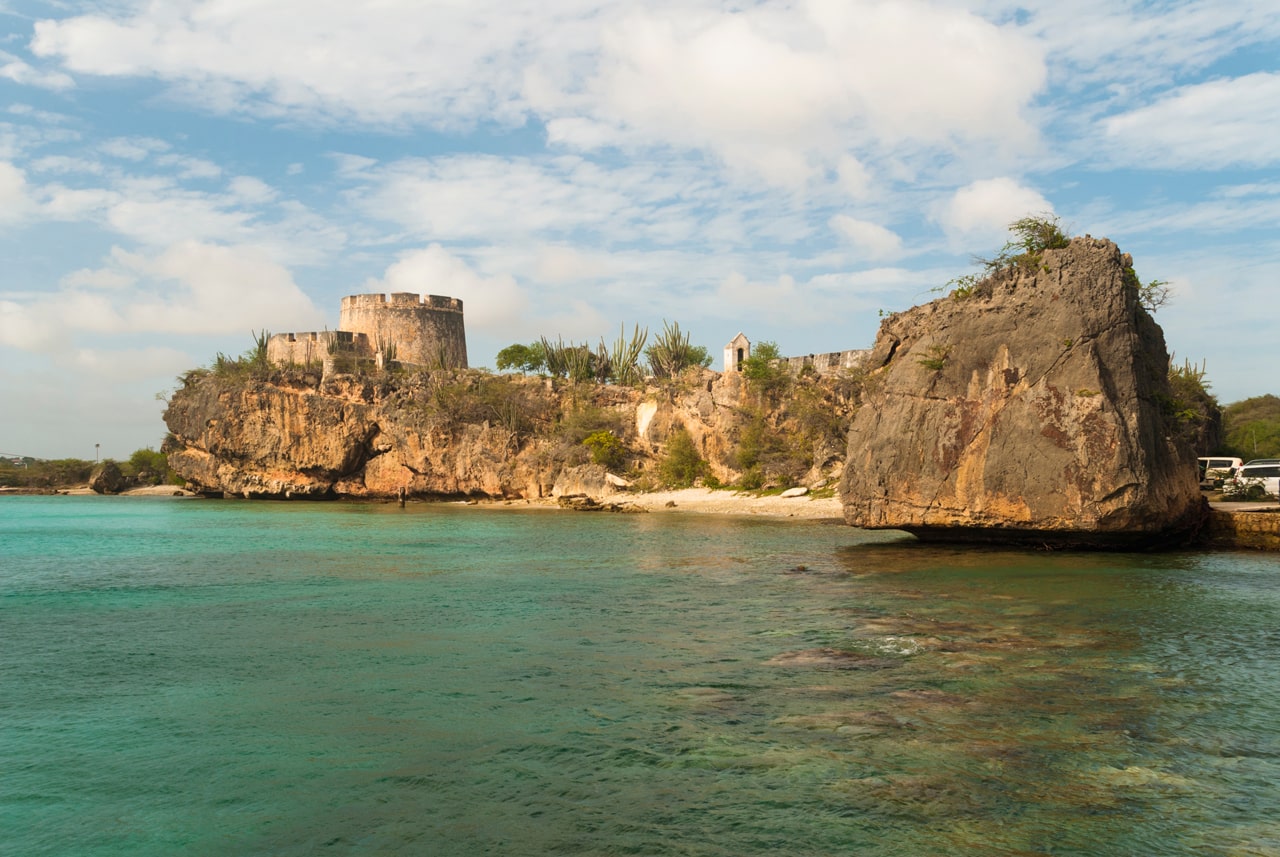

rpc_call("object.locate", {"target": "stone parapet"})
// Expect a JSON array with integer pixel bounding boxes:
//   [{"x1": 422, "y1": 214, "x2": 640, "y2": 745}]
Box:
[{"x1": 784, "y1": 349, "x2": 870, "y2": 376}]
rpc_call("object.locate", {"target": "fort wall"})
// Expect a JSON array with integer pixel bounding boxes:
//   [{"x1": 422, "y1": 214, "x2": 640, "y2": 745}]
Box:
[
  {"x1": 339, "y1": 293, "x2": 467, "y2": 369},
  {"x1": 266, "y1": 330, "x2": 370, "y2": 368},
  {"x1": 783, "y1": 349, "x2": 871, "y2": 376},
  {"x1": 269, "y1": 292, "x2": 468, "y2": 373}
]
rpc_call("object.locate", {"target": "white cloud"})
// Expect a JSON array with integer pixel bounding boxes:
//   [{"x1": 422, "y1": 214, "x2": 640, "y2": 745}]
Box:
[
  {"x1": 60, "y1": 265, "x2": 137, "y2": 290},
  {"x1": 351, "y1": 154, "x2": 715, "y2": 247},
  {"x1": 534, "y1": 244, "x2": 611, "y2": 283},
  {"x1": 29, "y1": 0, "x2": 562, "y2": 129},
  {"x1": 0, "y1": 242, "x2": 323, "y2": 353},
  {"x1": 714, "y1": 272, "x2": 815, "y2": 322},
  {"x1": 539, "y1": 1, "x2": 1045, "y2": 186},
  {"x1": 228, "y1": 176, "x2": 276, "y2": 204},
  {"x1": 365, "y1": 244, "x2": 531, "y2": 333},
  {"x1": 829, "y1": 215, "x2": 903, "y2": 261},
  {"x1": 1103, "y1": 72, "x2": 1280, "y2": 169},
  {"x1": 156, "y1": 154, "x2": 223, "y2": 180},
  {"x1": 29, "y1": 1, "x2": 1046, "y2": 191},
  {"x1": 934, "y1": 177, "x2": 1054, "y2": 250},
  {"x1": 0, "y1": 160, "x2": 32, "y2": 222},
  {"x1": 126, "y1": 241, "x2": 324, "y2": 334},
  {"x1": 837, "y1": 155, "x2": 872, "y2": 200},
  {"x1": 0, "y1": 298, "x2": 58, "y2": 350},
  {"x1": 99, "y1": 137, "x2": 170, "y2": 161},
  {"x1": 1015, "y1": 0, "x2": 1280, "y2": 98},
  {"x1": 29, "y1": 155, "x2": 105, "y2": 175},
  {"x1": 65, "y1": 346, "x2": 193, "y2": 382},
  {"x1": 21, "y1": 168, "x2": 341, "y2": 266},
  {"x1": 0, "y1": 50, "x2": 75, "y2": 89}
]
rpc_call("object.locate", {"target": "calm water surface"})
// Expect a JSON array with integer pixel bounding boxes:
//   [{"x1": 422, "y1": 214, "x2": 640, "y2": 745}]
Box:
[{"x1": 2, "y1": 496, "x2": 1279, "y2": 856}]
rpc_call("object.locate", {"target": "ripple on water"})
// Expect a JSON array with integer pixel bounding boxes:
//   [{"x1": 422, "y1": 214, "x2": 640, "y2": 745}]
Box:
[{"x1": 3, "y1": 499, "x2": 1280, "y2": 856}]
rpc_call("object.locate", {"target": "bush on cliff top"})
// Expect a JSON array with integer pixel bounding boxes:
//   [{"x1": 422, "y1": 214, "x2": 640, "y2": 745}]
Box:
[{"x1": 944, "y1": 214, "x2": 1171, "y2": 313}]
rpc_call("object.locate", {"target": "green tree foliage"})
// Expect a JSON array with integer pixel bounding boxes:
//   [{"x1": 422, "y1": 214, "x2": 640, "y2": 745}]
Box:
[
  {"x1": 688, "y1": 346, "x2": 714, "y2": 369},
  {"x1": 0, "y1": 447, "x2": 180, "y2": 489},
  {"x1": 1224, "y1": 394, "x2": 1280, "y2": 459},
  {"x1": 657, "y1": 428, "x2": 706, "y2": 488},
  {"x1": 0, "y1": 457, "x2": 94, "y2": 488},
  {"x1": 495, "y1": 342, "x2": 547, "y2": 374},
  {"x1": 971, "y1": 214, "x2": 1071, "y2": 277},
  {"x1": 1121, "y1": 265, "x2": 1172, "y2": 313},
  {"x1": 739, "y1": 340, "x2": 791, "y2": 400},
  {"x1": 733, "y1": 412, "x2": 784, "y2": 489},
  {"x1": 581, "y1": 430, "x2": 626, "y2": 471},
  {"x1": 942, "y1": 214, "x2": 1069, "y2": 294},
  {"x1": 123, "y1": 447, "x2": 175, "y2": 485}
]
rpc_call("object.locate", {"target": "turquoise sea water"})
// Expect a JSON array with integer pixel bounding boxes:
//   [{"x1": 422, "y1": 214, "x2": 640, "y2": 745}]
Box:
[{"x1": 3, "y1": 496, "x2": 1280, "y2": 856}]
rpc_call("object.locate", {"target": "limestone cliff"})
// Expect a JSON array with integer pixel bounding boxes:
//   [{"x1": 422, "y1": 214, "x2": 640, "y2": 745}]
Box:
[
  {"x1": 163, "y1": 367, "x2": 856, "y2": 500},
  {"x1": 839, "y1": 236, "x2": 1204, "y2": 548}
]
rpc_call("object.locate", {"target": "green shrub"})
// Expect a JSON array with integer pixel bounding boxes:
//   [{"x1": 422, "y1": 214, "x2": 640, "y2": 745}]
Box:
[
  {"x1": 582, "y1": 430, "x2": 626, "y2": 471},
  {"x1": 658, "y1": 428, "x2": 706, "y2": 488},
  {"x1": 423, "y1": 373, "x2": 555, "y2": 442},
  {"x1": 740, "y1": 340, "x2": 790, "y2": 400},
  {"x1": 557, "y1": 404, "x2": 627, "y2": 445},
  {"x1": 917, "y1": 344, "x2": 950, "y2": 371},
  {"x1": 123, "y1": 447, "x2": 173, "y2": 485},
  {"x1": 1221, "y1": 478, "x2": 1272, "y2": 502}
]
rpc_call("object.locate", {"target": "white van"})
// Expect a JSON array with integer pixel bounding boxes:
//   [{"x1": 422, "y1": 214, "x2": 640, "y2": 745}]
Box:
[
  {"x1": 1223, "y1": 462, "x2": 1280, "y2": 500},
  {"x1": 1198, "y1": 456, "x2": 1243, "y2": 490}
]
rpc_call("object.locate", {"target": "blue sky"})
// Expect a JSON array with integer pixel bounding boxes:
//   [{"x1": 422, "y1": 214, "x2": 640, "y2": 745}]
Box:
[{"x1": 2, "y1": 0, "x2": 1279, "y2": 459}]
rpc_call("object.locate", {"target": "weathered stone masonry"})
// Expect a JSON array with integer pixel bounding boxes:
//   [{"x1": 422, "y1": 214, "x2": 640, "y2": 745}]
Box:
[{"x1": 268, "y1": 292, "x2": 468, "y2": 373}]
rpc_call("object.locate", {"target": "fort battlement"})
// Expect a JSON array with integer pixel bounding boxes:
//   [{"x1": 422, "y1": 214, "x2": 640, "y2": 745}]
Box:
[
  {"x1": 269, "y1": 291, "x2": 467, "y2": 373},
  {"x1": 340, "y1": 293, "x2": 464, "y2": 313}
]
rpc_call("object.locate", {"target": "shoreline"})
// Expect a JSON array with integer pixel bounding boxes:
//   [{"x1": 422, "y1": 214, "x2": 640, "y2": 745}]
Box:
[
  {"x1": 481, "y1": 487, "x2": 845, "y2": 520},
  {"x1": 2, "y1": 484, "x2": 844, "y2": 520}
]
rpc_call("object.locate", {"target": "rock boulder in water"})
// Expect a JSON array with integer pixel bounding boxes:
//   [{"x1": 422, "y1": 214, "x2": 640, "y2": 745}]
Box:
[
  {"x1": 840, "y1": 237, "x2": 1204, "y2": 548},
  {"x1": 89, "y1": 461, "x2": 124, "y2": 494}
]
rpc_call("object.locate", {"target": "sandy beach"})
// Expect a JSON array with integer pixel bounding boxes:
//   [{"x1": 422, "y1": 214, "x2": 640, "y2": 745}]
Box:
[{"x1": 490, "y1": 487, "x2": 845, "y2": 519}]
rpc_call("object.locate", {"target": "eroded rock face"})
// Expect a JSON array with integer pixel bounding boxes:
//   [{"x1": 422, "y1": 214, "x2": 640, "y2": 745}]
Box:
[
  {"x1": 840, "y1": 237, "x2": 1204, "y2": 548},
  {"x1": 163, "y1": 368, "x2": 858, "y2": 501}
]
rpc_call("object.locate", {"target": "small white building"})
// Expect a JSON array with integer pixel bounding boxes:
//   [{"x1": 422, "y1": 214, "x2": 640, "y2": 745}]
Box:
[{"x1": 723, "y1": 333, "x2": 751, "y2": 373}]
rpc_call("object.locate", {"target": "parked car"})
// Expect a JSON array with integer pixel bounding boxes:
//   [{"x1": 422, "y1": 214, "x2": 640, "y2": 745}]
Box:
[
  {"x1": 1198, "y1": 456, "x2": 1243, "y2": 490},
  {"x1": 1222, "y1": 462, "x2": 1280, "y2": 500}
]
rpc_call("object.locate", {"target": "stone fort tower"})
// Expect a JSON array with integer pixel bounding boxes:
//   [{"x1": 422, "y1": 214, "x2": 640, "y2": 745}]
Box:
[
  {"x1": 267, "y1": 293, "x2": 468, "y2": 371},
  {"x1": 339, "y1": 293, "x2": 467, "y2": 368}
]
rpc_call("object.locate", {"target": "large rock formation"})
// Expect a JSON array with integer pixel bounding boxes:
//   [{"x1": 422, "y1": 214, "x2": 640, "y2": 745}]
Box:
[
  {"x1": 89, "y1": 461, "x2": 125, "y2": 494},
  {"x1": 840, "y1": 237, "x2": 1204, "y2": 548},
  {"x1": 162, "y1": 367, "x2": 855, "y2": 500}
]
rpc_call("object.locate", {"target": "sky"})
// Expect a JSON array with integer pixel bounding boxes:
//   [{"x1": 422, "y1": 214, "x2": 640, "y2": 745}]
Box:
[{"x1": 2, "y1": 0, "x2": 1279, "y2": 460}]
